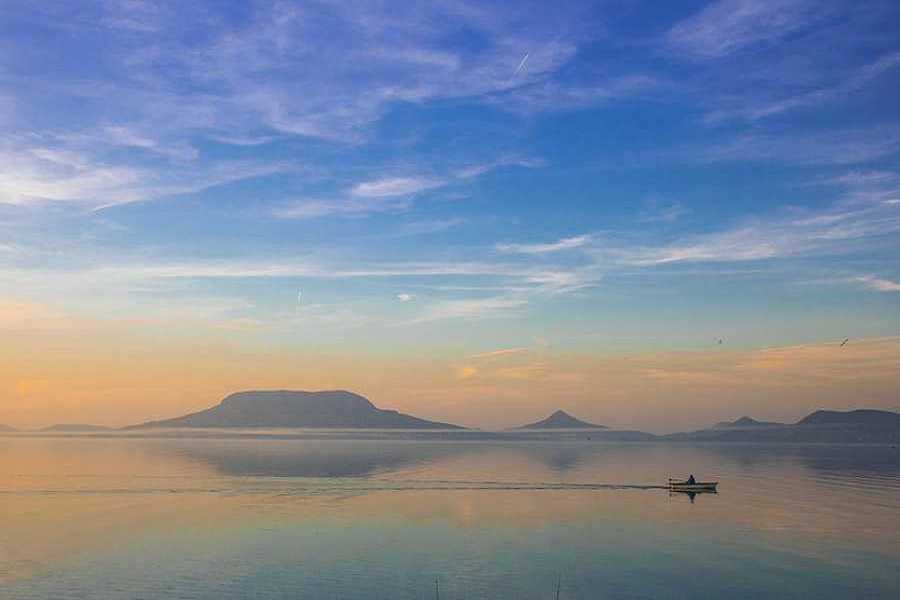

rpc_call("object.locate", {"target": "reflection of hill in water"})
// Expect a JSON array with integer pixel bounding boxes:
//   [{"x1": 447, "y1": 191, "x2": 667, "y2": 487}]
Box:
[
  {"x1": 794, "y1": 445, "x2": 900, "y2": 477},
  {"x1": 158, "y1": 439, "x2": 616, "y2": 478},
  {"x1": 675, "y1": 444, "x2": 900, "y2": 477},
  {"x1": 164, "y1": 440, "x2": 473, "y2": 478},
  {"x1": 519, "y1": 444, "x2": 598, "y2": 472},
  {"x1": 148, "y1": 436, "x2": 900, "y2": 481}
]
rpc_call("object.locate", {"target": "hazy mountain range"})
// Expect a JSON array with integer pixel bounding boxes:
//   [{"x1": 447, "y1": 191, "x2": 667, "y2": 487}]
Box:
[
  {"x1": 3, "y1": 390, "x2": 899, "y2": 443},
  {"x1": 667, "y1": 410, "x2": 900, "y2": 443}
]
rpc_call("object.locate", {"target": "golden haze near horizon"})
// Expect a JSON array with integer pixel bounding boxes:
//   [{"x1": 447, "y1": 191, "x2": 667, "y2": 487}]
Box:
[{"x1": 3, "y1": 307, "x2": 899, "y2": 432}]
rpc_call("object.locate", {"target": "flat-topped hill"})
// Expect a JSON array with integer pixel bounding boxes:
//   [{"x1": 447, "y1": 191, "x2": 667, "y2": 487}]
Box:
[{"x1": 129, "y1": 390, "x2": 464, "y2": 429}]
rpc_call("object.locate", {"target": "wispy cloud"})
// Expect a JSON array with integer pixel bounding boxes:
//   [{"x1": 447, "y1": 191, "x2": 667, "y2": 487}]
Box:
[
  {"x1": 275, "y1": 158, "x2": 543, "y2": 221},
  {"x1": 703, "y1": 51, "x2": 900, "y2": 123},
  {"x1": 415, "y1": 296, "x2": 529, "y2": 323},
  {"x1": 0, "y1": 1, "x2": 603, "y2": 215},
  {"x1": 617, "y1": 200, "x2": 900, "y2": 266},
  {"x1": 7, "y1": 1, "x2": 593, "y2": 145},
  {"x1": 56, "y1": 125, "x2": 200, "y2": 162},
  {"x1": 454, "y1": 157, "x2": 544, "y2": 179},
  {"x1": 638, "y1": 200, "x2": 689, "y2": 223},
  {"x1": 469, "y1": 347, "x2": 529, "y2": 360},
  {"x1": 206, "y1": 134, "x2": 281, "y2": 147},
  {"x1": 667, "y1": 0, "x2": 826, "y2": 58},
  {"x1": 851, "y1": 275, "x2": 900, "y2": 292},
  {"x1": 388, "y1": 218, "x2": 467, "y2": 237},
  {"x1": 700, "y1": 126, "x2": 900, "y2": 166},
  {"x1": 574, "y1": 168, "x2": 900, "y2": 267},
  {"x1": 273, "y1": 177, "x2": 448, "y2": 221},
  {"x1": 0, "y1": 144, "x2": 145, "y2": 205},
  {"x1": 496, "y1": 235, "x2": 590, "y2": 255},
  {"x1": 350, "y1": 176, "x2": 445, "y2": 198},
  {"x1": 272, "y1": 197, "x2": 413, "y2": 220},
  {"x1": 492, "y1": 75, "x2": 659, "y2": 115},
  {"x1": 0, "y1": 140, "x2": 293, "y2": 208}
]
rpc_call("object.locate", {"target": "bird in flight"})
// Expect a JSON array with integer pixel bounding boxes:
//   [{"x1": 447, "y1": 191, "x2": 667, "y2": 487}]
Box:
[{"x1": 840, "y1": 338, "x2": 849, "y2": 347}]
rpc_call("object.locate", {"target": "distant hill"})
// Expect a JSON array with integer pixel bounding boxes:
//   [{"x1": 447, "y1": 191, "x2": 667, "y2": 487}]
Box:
[
  {"x1": 515, "y1": 410, "x2": 608, "y2": 430},
  {"x1": 671, "y1": 409, "x2": 900, "y2": 443},
  {"x1": 41, "y1": 424, "x2": 112, "y2": 432},
  {"x1": 714, "y1": 416, "x2": 784, "y2": 428},
  {"x1": 128, "y1": 390, "x2": 464, "y2": 429},
  {"x1": 796, "y1": 409, "x2": 900, "y2": 428}
]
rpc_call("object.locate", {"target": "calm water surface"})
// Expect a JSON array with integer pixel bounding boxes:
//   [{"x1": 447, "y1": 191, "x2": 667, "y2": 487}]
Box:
[{"x1": 2, "y1": 433, "x2": 898, "y2": 599}]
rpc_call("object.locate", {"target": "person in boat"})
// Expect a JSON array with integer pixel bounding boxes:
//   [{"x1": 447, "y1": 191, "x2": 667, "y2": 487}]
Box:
[{"x1": 686, "y1": 474, "x2": 696, "y2": 485}]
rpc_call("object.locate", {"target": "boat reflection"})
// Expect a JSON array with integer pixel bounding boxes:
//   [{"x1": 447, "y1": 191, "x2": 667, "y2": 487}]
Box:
[{"x1": 669, "y1": 488, "x2": 718, "y2": 504}]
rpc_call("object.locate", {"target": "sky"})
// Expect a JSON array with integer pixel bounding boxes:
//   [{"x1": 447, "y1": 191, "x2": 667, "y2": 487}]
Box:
[{"x1": 2, "y1": 0, "x2": 900, "y2": 431}]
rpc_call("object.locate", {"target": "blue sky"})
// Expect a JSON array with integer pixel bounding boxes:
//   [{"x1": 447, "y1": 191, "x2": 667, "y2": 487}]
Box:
[{"x1": 2, "y1": 1, "x2": 900, "y2": 428}]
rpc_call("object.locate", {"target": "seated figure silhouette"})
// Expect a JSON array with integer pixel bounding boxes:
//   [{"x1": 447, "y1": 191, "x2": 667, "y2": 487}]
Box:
[{"x1": 687, "y1": 474, "x2": 696, "y2": 484}]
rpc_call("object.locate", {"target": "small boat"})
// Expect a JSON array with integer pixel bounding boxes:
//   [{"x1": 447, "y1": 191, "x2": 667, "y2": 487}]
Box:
[{"x1": 669, "y1": 478, "x2": 718, "y2": 492}]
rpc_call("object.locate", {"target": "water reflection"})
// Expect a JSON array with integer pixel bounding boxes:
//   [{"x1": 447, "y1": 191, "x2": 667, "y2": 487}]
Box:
[
  {"x1": 1, "y1": 435, "x2": 899, "y2": 598},
  {"x1": 669, "y1": 489, "x2": 717, "y2": 504},
  {"x1": 111, "y1": 438, "x2": 650, "y2": 480},
  {"x1": 162, "y1": 439, "x2": 459, "y2": 478}
]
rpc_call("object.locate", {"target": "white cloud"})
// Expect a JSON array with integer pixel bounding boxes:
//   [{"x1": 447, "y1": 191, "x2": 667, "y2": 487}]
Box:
[
  {"x1": 275, "y1": 157, "x2": 543, "y2": 221},
  {"x1": 272, "y1": 197, "x2": 413, "y2": 220},
  {"x1": 0, "y1": 146, "x2": 146, "y2": 205},
  {"x1": 700, "y1": 126, "x2": 900, "y2": 166},
  {"x1": 350, "y1": 176, "x2": 445, "y2": 198},
  {"x1": 38, "y1": 1, "x2": 592, "y2": 146},
  {"x1": 702, "y1": 52, "x2": 900, "y2": 124},
  {"x1": 496, "y1": 235, "x2": 590, "y2": 255},
  {"x1": 614, "y1": 196, "x2": 900, "y2": 267},
  {"x1": 667, "y1": 0, "x2": 825, "y2": 58},
  {"x1": 523, "y1": 269, "x2": 598, "y2": 294},
  {"x1": 0, "y1": 139, "x2": 293, "y2": 208},
  {"x1": 101, "y1": 126, "x2": 198, "y2": 161},
  {"x1": 454, "y1": 157, "x2": 544, "y2": 179},
  {"x1": 851, "y1": 275, "x2": 900, "y2": 292},
  {"x1": 491, "y1": 75, "x2": 659, "y2": 115},
  {"x1": 396, "y1": 293, "x2": 416, "y2": 302},
  {"x1": 469, "y1": 347, "x2": 529, "y2": 360},
  {"x1": 207, "y1": 133, "x2": 281, "y2": 147},
  {"x1": 416, "y1": 296, "x2": 528, "y2": 322},
  {"x1": 273, "y1": 174, "x2": 453, "y2": 220},
  {"x1": 0, "y1": 0, "x2": 608, "y2": 215}
]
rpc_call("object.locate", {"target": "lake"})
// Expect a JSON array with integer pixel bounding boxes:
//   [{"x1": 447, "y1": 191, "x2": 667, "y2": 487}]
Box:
[{"x1": 2, "y1": 433, "x2": 898, "y2": 599}]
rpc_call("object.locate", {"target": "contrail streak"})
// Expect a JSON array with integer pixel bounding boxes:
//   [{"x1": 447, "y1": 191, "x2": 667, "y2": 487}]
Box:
[{"x1": 514, "y1": 52, "x2": 530, "y2": 76}]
